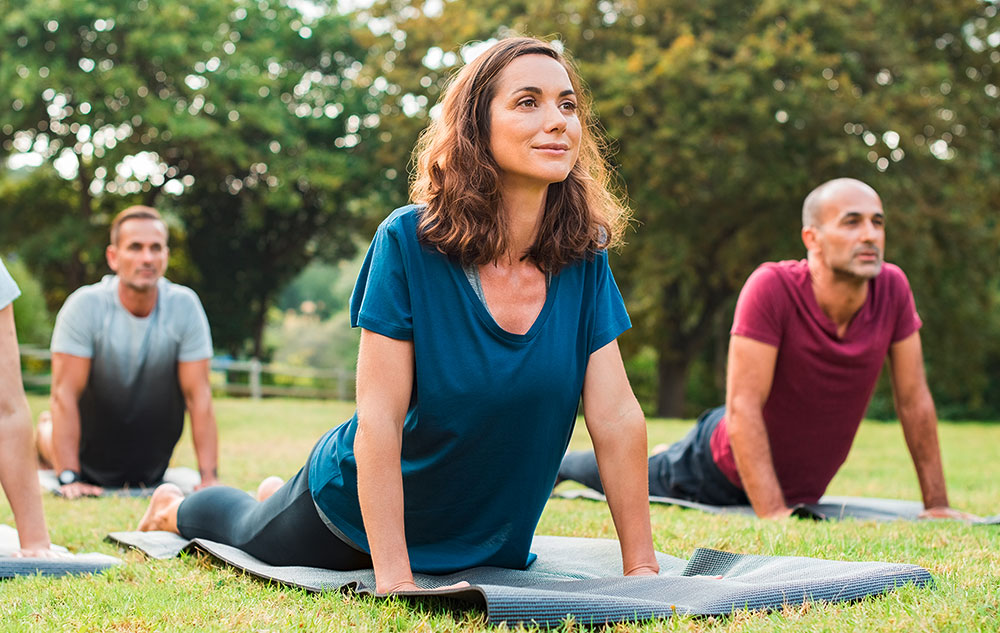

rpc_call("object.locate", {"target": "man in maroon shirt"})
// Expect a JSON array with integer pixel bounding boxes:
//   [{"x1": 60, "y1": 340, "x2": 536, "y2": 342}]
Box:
[{"x1": 559, "y1": 178, "x2": 972, "y2": 519}]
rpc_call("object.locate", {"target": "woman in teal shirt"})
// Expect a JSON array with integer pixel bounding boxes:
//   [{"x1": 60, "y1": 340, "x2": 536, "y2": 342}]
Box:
[{"x1": 140, "y1": 36, "x2": 659, "y2": 593}]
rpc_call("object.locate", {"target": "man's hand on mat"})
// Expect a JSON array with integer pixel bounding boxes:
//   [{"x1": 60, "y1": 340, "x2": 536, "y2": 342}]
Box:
[
  {"x1": 381, "y1": 580, "x2": 471, "y2": 594},
  {"x1": 919, "y1": 506, "x2": 980, "y2": 521},
  {"x1": 195, "y1": 476, "x2": 221, "y2": 491},
  {"x1": 761, "y1": 506, "x2": 794, "y2": 519},
  {"x1": 59, "y1": 481, "x2": 104, "y2": 499}
]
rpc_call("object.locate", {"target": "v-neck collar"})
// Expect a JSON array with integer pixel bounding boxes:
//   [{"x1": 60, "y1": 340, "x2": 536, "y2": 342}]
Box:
[
  {"x1": 451, "y1": 260, "x2": 560, "y2": 343},
  {"x1": 803, "y1": 273, "x2": 873, "y2": 341}
]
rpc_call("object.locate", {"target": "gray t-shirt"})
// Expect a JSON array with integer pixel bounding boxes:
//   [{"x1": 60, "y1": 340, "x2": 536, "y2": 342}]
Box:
[
  {"x1": 50, "y1": 275, "x2": 213, "y2": 486},
  {"x1": 0, "y1": 257, "x2": 21, "y2": 310}
]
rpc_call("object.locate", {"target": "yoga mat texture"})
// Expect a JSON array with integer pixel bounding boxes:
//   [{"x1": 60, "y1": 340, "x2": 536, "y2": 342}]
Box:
[
  {"x1": 38, "y1": 466, "x2": 201, "y2": 498},
  {"x1": 108, "y1": 531, "x2": 931, "y2": 627},
  {"x1": 0, "y1": 525, "x2": 122, "y2": 578},
  {"x1": 554, "y1": 489, "x2": 1000, "y2": 524}
]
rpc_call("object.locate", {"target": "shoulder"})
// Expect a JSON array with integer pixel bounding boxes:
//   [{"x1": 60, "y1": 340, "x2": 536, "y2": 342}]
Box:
[
  {"x1": 741, "y1": 259, "x2": 805, "y2": 298},
  {"x1": 378, "y1": 204, "x2": 422, "y2": 239},
  {"x1": 873, "y1": 262, "x2": 916, "y2": 311},
  {"x1": 158, "y1": 278, "x2": 205, "y2": 308},
  {"x1": 58, "y1": 276, "x2": 116, "y2": 316},
  {"x1": 876, "y1": 262, "x2": 911, "y2": 289},
  {"x1": 557, "y1": 248, "x2": 613, "y2": 286},
  {"x1": 366, "y1": 204, "x2": 424, "y2": 257},
  {"x1": 157, "y1": 280, "x2": 211, "y2": 337}
]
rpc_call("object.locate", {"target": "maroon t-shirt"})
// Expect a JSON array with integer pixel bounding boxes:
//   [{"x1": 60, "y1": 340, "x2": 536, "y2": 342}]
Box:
[{"x1": 711, "y1": 259, "x2": 922, "y2": 504}]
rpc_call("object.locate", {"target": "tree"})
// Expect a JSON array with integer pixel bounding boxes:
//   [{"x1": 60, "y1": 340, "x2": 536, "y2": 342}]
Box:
[
  {"x1": 0, "y1": 0, "x2": 379, "y2": 355},
  {"x1": 362, "y1": 0, "x2": 1000, "y2": 416}
]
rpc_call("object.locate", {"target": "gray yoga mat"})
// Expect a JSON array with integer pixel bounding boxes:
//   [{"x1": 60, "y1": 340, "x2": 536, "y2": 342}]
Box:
[
  {"x1": 108, "y1": 530, "x2": 931, "y2": 627},
  {"x1": 38, "y1": 466, "x2": 201, "y2": 498},
  {"x1": 0, "y1": 525, "x2": 122, "y2": 578},
  {"x1": 554, "y1": 488, "x2": 1000, "y2": 524}
]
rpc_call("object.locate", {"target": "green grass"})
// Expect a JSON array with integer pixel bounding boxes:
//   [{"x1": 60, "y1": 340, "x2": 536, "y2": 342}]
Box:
[{"x1": 2, "y1": 395, "x2": 998, "y2": 632}]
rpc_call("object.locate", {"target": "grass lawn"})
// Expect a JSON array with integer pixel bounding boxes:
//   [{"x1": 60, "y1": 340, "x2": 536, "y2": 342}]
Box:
[{"x1": 2, "y1": 395, "x2": 998, "y2": 632}]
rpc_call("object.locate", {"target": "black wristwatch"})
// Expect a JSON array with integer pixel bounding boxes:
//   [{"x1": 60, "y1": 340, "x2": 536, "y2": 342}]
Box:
[{"x1": 58, "y1": 469, "x2": 81, "y2": 485}]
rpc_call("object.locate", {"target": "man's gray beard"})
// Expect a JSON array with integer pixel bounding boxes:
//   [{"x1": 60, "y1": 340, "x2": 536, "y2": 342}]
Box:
[{"x1": 832, "y1": 260, "x2": 883, "y2": 281}]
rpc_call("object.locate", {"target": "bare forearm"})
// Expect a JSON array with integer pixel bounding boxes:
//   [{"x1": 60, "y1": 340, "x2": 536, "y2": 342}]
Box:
[
  {"x1": 591, "y1": 412, "x2": 659, "y2": 575},
  {"x1": 355, "y1": 419, "x2": 413, "y2": 592},
  {"x1": 0, "y1": 397, "x2": 51, "y2": 550},
  {"x1": 727, "y1": 407, "x2": 788, "y2": 518},
  {"x1": 49, "y1": 390, "x2": 82, "y2": 472},
  {"x1": 188, "y1": 400, "x2": 219, "y2": 481},
  {"x1": 898, "y1": 397, "x2": 949, "y2": 508}
]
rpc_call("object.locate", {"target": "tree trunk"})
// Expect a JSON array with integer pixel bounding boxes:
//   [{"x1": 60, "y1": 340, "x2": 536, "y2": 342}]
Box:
[
  {"x1": 656, "y1": 354, "x2": 690, "y2": 418},
  {"x1": 251, "y1": 302, "x2": 266, "y2": 360}
]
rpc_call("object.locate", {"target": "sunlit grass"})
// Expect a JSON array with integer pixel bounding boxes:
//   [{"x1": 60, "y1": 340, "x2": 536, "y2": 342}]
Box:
[{"x1": 0, "y1": 395, "x2": 996, "y2": 632}]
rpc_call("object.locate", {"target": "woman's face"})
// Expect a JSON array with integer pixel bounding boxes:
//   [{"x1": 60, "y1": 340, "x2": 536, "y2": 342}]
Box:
[{"x1": 488, "y1": 54, "x2": 582, "y2": 192}]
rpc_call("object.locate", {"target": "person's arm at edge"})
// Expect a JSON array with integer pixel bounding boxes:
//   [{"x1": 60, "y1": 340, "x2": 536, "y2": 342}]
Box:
[
  {"x1": 888, "y1": 331, "x2": 974, "y2": 519},
  {"x1": 178, "y1": 359, "x2": 219, "y2": 488},
  {"x1": 582, "y1": 339, "x2": 658, "y2": 576},
  {"x1": 50, "y1": 352, "x2": 103, "y2": 498},
  {"x1": 725, "y1": 334, "x2": 791, "y2": 519},
  {"x1": 0, "y1": 305, "x2": 57, "y2": 555}
]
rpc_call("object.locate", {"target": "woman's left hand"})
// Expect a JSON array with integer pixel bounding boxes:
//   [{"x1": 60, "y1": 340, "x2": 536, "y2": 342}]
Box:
[{"x1": 382, "y1": 580, "x2": 472, "y2": 594}]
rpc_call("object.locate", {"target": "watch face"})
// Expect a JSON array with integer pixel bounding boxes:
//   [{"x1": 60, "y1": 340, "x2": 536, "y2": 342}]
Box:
[{"x1": 58, "y1": 470, "x2": 78, "y2": 485}]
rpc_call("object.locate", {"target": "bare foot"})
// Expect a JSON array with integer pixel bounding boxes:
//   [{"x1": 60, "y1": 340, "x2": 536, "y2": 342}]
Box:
[
  {"x1": 256, "y1": 476, "x2": 284, "y2": 502},
  {"x1": 138, "y1": 484, "x2": 185, "y2": 533}
]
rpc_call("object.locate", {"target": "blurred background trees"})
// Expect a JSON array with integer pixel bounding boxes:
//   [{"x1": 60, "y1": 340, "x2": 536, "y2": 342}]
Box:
[
  {"x1": 2, "y1": 0, "x2": 997, "y2": 418},
  {"x1": 0, "y1": 0, "x2": 377, "y2": 356}
]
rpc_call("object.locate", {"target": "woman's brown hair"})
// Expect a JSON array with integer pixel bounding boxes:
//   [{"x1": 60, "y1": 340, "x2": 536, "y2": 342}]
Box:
[{"x1": 410, "y1": 36, "x2": 630, "y2": 273}]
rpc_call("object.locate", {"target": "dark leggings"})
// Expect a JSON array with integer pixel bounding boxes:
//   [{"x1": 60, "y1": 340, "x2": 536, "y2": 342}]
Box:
[
  {"x1": 176, "y1": 456, "x2": 372, "y2": 570},
  {"x1": 558, "y1": 406, "x2": 749, "y2": 506}
]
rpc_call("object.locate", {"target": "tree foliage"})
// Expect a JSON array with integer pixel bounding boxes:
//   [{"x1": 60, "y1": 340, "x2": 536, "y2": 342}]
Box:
[
  {"x1": 363, "y1": 0, "x2": 1000, "y2": 416},
  {"x1": 0, "y1": 0, "x2": 378, "y2": 355},
  {"x1": 1, "y1": 253, "x2": 53, "y2": 346}
]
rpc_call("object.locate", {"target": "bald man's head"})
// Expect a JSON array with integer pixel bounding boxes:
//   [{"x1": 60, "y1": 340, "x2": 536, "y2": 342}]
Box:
[{"x1": 802, "y1": 178, "x2": 881, "y2": 228}]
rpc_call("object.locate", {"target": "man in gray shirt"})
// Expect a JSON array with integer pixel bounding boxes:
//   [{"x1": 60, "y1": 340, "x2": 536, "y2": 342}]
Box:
[{"x1": 37, "y1": 206, "x2": 220, "y2": 498}]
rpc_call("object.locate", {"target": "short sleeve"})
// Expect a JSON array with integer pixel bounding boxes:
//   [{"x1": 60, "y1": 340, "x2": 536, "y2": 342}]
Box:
[
  {"x1": 888, "y1": 266, "x2": 922, "y2": 343},
  {"x1": 730, "y1": 265, "x2": 785, "y2": 347},
  {"x1": 176, "y1": 289, "x2": 214, "y2": 362},
  {"x1": 50, "y1": 290, "x2": 97, "y2": 358},
  {"x1": 0, "y1": 257, "x2": 21, "y2": 310},
  {"x1": 350, "y1": 217, "x2": 413, "y2": 340},
  {"x1": 589, "y1": 251, "x2": 631, "y2": 354}
]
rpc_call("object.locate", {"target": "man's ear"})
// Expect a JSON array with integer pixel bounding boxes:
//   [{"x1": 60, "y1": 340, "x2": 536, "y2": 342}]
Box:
[
  {"x1": 106, "y1": 244, "x2": 118, "y2": 272},
  {"x1": 801, "y1": 225, "x2": 818, "y2": 253}
]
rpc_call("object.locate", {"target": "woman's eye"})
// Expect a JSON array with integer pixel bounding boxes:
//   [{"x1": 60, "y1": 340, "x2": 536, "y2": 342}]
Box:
[
  {"x1": 517, "y1": 98, "x2": 536, "y2": 108},
  {"x1": 561, "y1": 101, "x2": 578, "y2": 112}
]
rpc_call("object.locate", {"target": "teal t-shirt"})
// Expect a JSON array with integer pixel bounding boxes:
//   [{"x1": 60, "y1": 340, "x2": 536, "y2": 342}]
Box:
[{"x1": 308, "y1": 205, "x2": 631, "y2": 573}]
